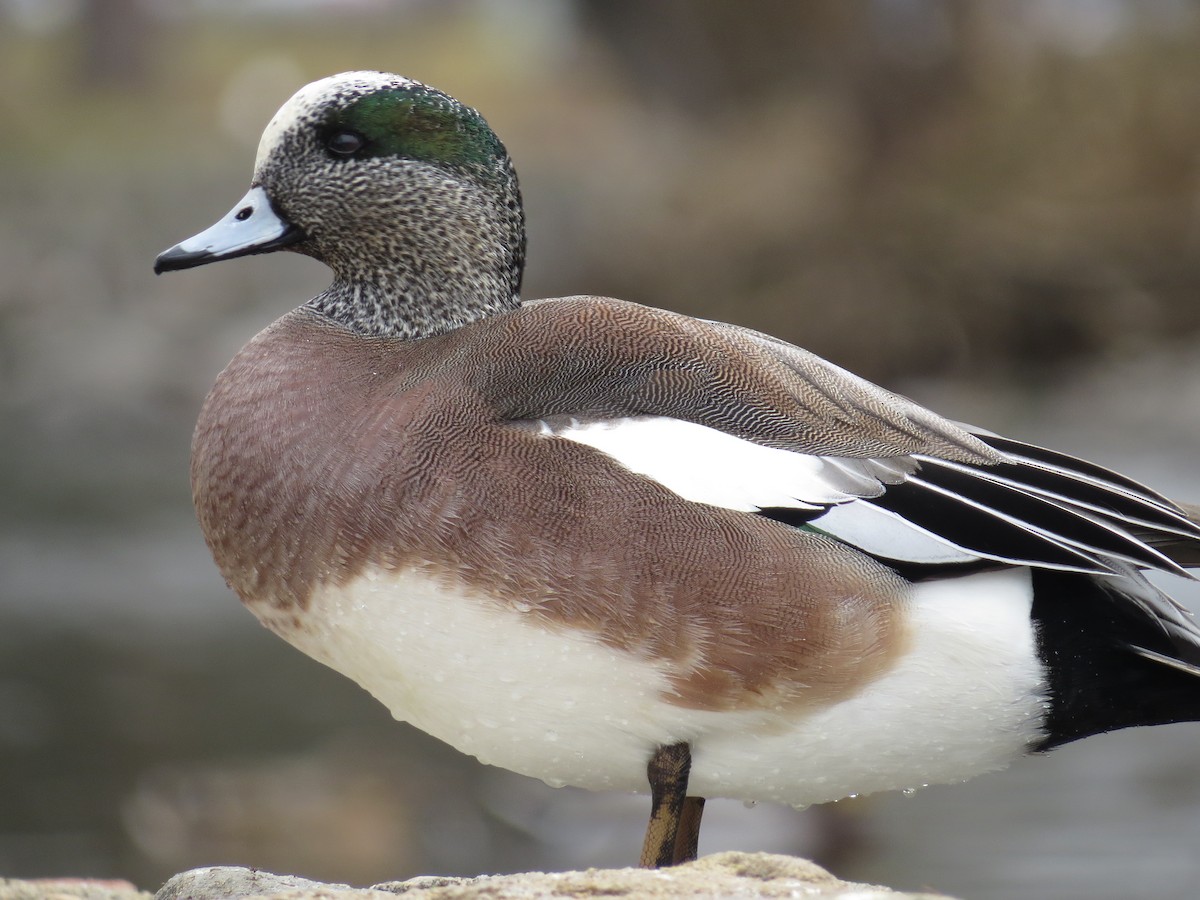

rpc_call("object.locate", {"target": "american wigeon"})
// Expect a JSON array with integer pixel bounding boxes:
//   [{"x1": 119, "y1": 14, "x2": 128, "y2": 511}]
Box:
[{"x1": 155, "y1": 71, "x2": 1200, "y2": 869}]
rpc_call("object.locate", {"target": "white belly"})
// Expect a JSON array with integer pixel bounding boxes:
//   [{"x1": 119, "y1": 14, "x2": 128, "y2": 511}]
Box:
[{"x1": 257, "y1": 565, "x2": 1048, "y2": 807}]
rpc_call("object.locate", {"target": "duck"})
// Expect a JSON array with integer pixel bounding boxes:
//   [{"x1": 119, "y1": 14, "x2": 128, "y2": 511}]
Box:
[{"x1": 155, "y1": 71, "x2": 1200, "y2": 869}]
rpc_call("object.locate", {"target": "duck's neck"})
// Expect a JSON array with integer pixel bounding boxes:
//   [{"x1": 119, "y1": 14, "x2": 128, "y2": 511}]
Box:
[
  {"x1": 307, "y1": 268, "x2": 520, "y2": 339},
  {"x1": 302, "y1": 167, "x2": 526, "y2": 338}
]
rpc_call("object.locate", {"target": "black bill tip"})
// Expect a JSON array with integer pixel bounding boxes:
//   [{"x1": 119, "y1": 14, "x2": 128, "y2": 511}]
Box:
[
  {"x1": 153, "y1": 224, "x2": 304, "y2": 275},
  {"x1": 154, "y1": 244, "x2": 214, "y2": 274}
]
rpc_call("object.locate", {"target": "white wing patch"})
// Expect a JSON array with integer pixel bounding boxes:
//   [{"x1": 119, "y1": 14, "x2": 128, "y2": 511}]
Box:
[
  {"x1": 812, "y1": 501, "x2": 984, "y2": 565},
  {"x1": 536, "y1": 415, "x2": 887, "y2": 511},
  {"x1": 536, "y1": 415, "x2": 987, "y2": 566}
]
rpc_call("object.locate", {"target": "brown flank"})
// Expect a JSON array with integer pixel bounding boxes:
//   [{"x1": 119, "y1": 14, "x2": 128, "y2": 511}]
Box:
[{"x1": 191, "y1": 297, "x2": 937, "y2": 712}]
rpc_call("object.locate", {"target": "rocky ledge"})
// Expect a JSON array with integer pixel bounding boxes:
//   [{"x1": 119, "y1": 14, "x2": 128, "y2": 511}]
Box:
[{"x1": 1, "y1": 853, "x2": 954, "y2": 900}]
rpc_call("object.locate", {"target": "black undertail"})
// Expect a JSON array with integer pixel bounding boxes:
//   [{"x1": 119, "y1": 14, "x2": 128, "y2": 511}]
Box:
[{"x1": 1031, "y1": 568, "x2": 1200, "y2": 751}]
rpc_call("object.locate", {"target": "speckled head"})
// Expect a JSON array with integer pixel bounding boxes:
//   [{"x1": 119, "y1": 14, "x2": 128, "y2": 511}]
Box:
[
  {"x1": 254, "y1": 72, "x2": 510, "y2": 182},
  {"x1": 156, "y1": 71, "x2": 526, "y2": 338}
]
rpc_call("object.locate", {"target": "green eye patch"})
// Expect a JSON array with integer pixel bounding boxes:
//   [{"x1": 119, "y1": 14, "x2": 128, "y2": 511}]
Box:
[{"x1": 323, "y1": 85, "x2": 507, "y2": 179}]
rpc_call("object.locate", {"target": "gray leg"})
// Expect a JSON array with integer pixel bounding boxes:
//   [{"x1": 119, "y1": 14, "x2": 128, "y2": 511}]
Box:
[
  {"x1": 639, "y1": 742, "x2": 703, "y2": 867},
  {"x1": 672, "y1": 795, "x2": 706, "y2": 864}
]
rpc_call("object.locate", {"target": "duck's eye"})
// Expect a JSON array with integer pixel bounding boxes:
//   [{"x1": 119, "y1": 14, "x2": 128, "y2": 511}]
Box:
[{"x1": 326, "y1": 130, "x2": 365, "y2": 157}]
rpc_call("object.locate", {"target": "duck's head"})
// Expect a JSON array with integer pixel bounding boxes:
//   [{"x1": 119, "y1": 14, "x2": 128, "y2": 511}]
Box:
[{"x1": 155, "y1": 71, "x2": 525, "y2": 337}]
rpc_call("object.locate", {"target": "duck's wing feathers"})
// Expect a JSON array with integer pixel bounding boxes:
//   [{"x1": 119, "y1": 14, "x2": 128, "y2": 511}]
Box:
[
  {"x1": 478, "y1": 297, "x2": 1200, "y2": 579},
  {"x1": 499, "y1": 297, "x2": 1001, "y2": 463}
]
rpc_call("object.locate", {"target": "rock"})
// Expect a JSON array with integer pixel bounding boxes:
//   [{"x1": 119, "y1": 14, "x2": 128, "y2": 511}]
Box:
[
  {"x1": 153, "y1": 869, "x2": 374, "y2": 900},
  {"x1": 151, "y1": 853, "x2": 952, "y2": 899},
  {"x1": 1, "y1": 854, "x2": 956, "y2": 900},
  {"x1": 0, "y1": 879, "x2": 151, "y2": 900}
]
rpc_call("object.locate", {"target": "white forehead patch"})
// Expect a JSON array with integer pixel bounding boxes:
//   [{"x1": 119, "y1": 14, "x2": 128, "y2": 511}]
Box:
[{"x1": 252, "y1": 71, "x2": 419, "y2": 176}]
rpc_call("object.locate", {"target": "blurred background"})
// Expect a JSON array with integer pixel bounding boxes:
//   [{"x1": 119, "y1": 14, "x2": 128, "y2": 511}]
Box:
[{"x1": 3, "y1": 1, "x2": 1200, "y2": 898}]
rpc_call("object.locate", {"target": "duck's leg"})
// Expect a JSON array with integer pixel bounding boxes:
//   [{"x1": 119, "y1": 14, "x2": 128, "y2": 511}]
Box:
[
  {"x1": 672, "y1": 795, "x2": 705, "y2": 864},
  {"x1": 638, "y1": 742, "x2": 703, "y2": 867}
]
